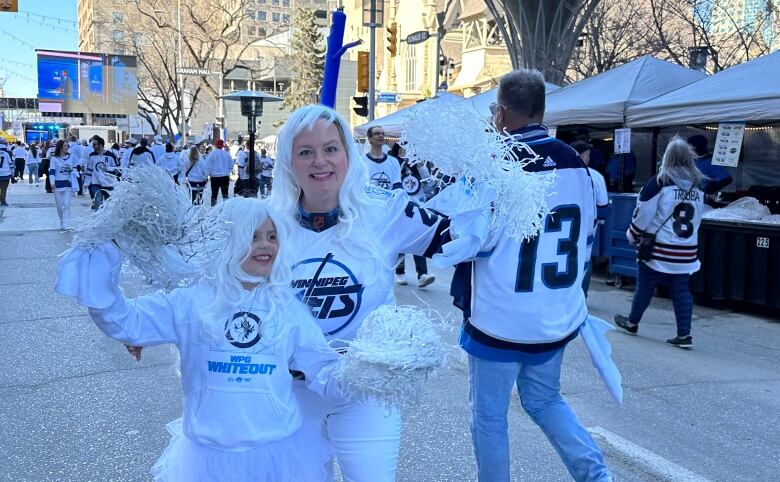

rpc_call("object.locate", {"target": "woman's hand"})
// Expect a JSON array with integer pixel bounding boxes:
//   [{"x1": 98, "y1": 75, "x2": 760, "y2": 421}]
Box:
[{"x1": 125, "y1": 345, "x2": 143, "y2": 361}]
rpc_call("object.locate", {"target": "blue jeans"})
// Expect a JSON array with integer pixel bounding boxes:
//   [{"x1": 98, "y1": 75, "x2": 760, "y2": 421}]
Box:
[
  {"x1": 468, "y1": 351, "x2": 611, "y2": 482},
  {"x1": 629, "y1": 262, "x2": 692, "y2": 337}
]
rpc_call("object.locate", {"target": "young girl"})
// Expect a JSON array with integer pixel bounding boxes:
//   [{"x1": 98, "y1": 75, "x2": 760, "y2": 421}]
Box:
[
  {"x1": 49, "y1": 139, "x2": 78, "y2": 230},
  {"x1": 56, "y1": 197, "x2": 342, "y2": 481}
]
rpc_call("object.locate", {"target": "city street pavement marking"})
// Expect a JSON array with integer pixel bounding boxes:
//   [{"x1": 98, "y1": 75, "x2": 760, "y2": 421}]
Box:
[{"x1": 588, "y1": 426, "x2": 712, "y2": 482}]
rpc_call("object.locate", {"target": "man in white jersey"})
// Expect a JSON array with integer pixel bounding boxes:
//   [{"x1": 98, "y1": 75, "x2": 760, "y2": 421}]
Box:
[
  {"x1": 364, "y1": 126, "x2": 402, "y2": 190},
  {"x1": 454, "y1": 70, "x2": 612, "y2": 481},
  {"x1": 150, "y1": 134, "x2": 167, "y2": 163}
]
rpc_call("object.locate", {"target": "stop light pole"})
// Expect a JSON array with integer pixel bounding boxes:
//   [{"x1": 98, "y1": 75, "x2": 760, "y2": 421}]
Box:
[{"x1": 362, "y1": 0, "x2": 383, "y2": 121}]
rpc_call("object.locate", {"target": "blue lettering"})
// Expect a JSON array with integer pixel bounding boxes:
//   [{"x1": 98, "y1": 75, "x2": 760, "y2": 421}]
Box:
[
  {"x1": 239, "y1": 364, "x2": 249, "y2": 374},
  {"x1": 248, "y1": 364, "x2": 259, "y2": 374},
  {"x1": 230, "y1": 355, "x2": 251, "y2": 363},
  {"x1": 207, "y1": 361, "x2": 278, "y2": 375}
]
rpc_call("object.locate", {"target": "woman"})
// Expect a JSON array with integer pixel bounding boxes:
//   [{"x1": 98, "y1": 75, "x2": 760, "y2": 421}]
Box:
[
  {"x1": 184, "y1": 142, "x2": 208, "y2": 204},
  {"x1": 270, "y1": 105, "x2": 451, "y2": 481},
  {"x1": 614, "y1": 137, "x2": 705, "y2": 349},
  {"x1": 26, "y1": 144, "x2": 41, "y2": 186},
  {"x1": 49, "y1": 140, "x2": 78, "y2": 230},
  {"x1": 157, "y1": 143, "x2": 182, "y2": 184}
]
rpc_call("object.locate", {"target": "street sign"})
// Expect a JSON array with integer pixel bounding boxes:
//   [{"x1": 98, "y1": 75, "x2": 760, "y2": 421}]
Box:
[
  {"x1": 406, "y1": 31, "x2": 430, "y2": 45},
  {"x1": 377, "y1": 92, "x2": 400, "y2": 103},
  {"x1": 177, "y1": 67, "x2": 218, "y2": 76},
  {"x1": 0, "y1": 1, "x2": 18, "y2": 13}
]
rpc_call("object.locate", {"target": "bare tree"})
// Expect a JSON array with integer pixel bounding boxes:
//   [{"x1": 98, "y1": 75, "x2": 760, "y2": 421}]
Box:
[
  {"x1": 648, "y1": 0, "x2": 779, "y2": 73},
  {"x1": 482, "y1": 0, "x2": 602, "y2": 84}
]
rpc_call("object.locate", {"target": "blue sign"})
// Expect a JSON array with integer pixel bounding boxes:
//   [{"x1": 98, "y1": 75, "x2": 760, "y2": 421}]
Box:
[{"x1": 377, "y1": 92, "x2": 399, "y2": 103}]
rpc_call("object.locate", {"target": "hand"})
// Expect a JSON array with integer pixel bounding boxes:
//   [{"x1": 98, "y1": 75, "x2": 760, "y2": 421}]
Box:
[{"x1": 125, "y1": 345, "x2": 143, "y2": 361}]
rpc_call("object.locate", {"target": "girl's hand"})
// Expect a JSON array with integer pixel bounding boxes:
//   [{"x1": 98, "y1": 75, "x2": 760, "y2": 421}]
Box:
[{"x1": 125, "y1": 345, "x2": 143, "y2": 361}]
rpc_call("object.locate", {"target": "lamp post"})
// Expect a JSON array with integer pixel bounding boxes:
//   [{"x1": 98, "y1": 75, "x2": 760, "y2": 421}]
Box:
[
  {"x1": 220, "y1": 90, "x2": 282, "y2": 196},
  {"x1": 176, "y1": 0, "x2": 185, "y2": 145}
]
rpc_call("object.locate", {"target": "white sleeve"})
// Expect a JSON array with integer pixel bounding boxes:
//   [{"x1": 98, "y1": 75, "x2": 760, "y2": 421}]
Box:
[
  {"x1": 373, "y1": 188, "x2": 449, "y2": 257},
  {"x1": 288, "y1": 303, "x2": 343, "y2": 401}
]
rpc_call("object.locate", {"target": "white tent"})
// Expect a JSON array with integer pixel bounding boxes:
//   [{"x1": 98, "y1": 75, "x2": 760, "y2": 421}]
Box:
[
  {"x1": 627, "y1": 51, "x2": 780, "y2": 127},
  {"x1": 542, "y1": 56, "x2": 706, "y2": 126},
  {"x1": 467, "y1": 82, "x2": 561, "y2": 118},
  {"x1": 353, "y1": 93, "x2": 464, "y2": 137}
]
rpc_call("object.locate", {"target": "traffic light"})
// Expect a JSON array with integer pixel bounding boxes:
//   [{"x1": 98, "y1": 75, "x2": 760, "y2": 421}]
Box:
[
  {"x1": 357, "y1": 51, "x2": 369, "y2": 93},
  {"x1": 353, "y1": 96, "x2": 369, "y2": 118},
  {"x1": 386, "y1": 23, "x2": 398, "y2": 57}
]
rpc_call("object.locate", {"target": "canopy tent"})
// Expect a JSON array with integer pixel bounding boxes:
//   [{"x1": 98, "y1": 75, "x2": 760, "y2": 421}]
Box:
[
  {"x1": 467, "y1": 82, "x2": 561, "y2": 118},
  {"x1": 353, "y1": 93, "x2": 464, "y2": 137},
  {"x1": 543, "y1": 56, "x2": 706, "y2": 126},
  {"x1": 626, "y1": 51, "x2": 780, "y2": 127}
]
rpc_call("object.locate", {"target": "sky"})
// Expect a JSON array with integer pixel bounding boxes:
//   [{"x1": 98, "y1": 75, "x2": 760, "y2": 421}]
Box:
[{"x1": 0, "y1": 0, "x2": 78, "y2": 98}]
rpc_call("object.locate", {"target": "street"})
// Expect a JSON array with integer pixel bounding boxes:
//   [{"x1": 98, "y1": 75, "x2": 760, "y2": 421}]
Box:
[{"x1": 1, "y1": 182, "x2": 779, "y2": 482}]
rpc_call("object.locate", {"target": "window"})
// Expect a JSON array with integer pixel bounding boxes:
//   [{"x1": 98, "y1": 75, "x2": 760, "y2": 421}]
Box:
[
  {"x1": 247, "y1": 10, "x2": 255, "y2": 19},
  {"x1": 282, "y1": 14, "x2": 290, "y2": 23},
  {"x1": 132, "y1": 33, "x2": 143, "y2": 44},
  {"x1": 258, "y1": 0, "x2": 265, "y2": 4},
  {"x1": 282, "y1": 0, "x2": 290, "y2": 6},
  {"x1": 258, "y1": 10, "x2": 266, "y2": 20},
  {"x1": 258, "y1": 26, "x2": 266, "y2": 37},
  {"x1": 249, "y1": 26, "x2": 256, "y2": 35},
  {"x1": 272, "y1": 0, "x2": 279, "y2": 5},
  {"x1": 112, "y1": 30, "x2": 124, "y2": 42},
  {"x1": 406, "y1": 44, "x2": 417, "y2": 91},
  {"x1": 112, "y1": 11, "x2": 123, "y2": 22},
  {"x1": 272, "y1": 12, "x2": 280, "y2": 22}
]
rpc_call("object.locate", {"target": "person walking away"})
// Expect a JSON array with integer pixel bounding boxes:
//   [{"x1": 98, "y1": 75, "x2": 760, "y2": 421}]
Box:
[
  {"x1": 157, "y1": 143, "x2": 182, "y2": 183},
  {"x1": 26, "y1": 144, "x2": 41, "y2": 186},
  {"x1": 234, "y1": 142, "x2": 248, "y2": 196},
  {"x1": 258, "y1": 148, "x2": 274, "y2": 198},
  {"x1": 150, "y1": 134, "x2": 166, "y2": 163},
  {"x1": 391, "y1": 143, "x2": 435, "y2": 288},
  {"x1": 455, "y1": 70, "x2": 613, "y2": 481},
  {"x1": 614, "y1": 138, "x2": 704, "y2": 349},
  {"x1": 687, "y1": 135, "x2": 732, "y2": 205},
  {"x1": 185, "y1": 142, "x2": 208, "y2": 205},
  {"x1": 128, "y1": 138, "x2": 156, "y2": 167},
  {"x1": 0, "y1": 140, "x2": 13, "y2": 206},
  {"x1": 12, "y1": 141, "x2": 26, "y2": 182},
  {"x1": 364, "y1": 126, "x2": 402, "y2": 190},
  {"x1": 84, "y1": 136, "x2": 120, "y2": 210},
  {"x1": 206, "y1": 139, "x2": 232, "y2": 206},
  {"x1": 49, "y1": 140, "x2": 78, "y2": 230},
  {"x1": 570, "y1": 140, "x2": 609, "y2": 296}
]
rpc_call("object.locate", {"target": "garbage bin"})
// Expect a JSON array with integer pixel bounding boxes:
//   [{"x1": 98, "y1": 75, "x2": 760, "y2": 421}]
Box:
[
  {"x1": 605, "y1": 193, "x2": 638, "y2": 284},
  {"x1": 691, "y1": 219, "x2": 780, "y2": 308}
]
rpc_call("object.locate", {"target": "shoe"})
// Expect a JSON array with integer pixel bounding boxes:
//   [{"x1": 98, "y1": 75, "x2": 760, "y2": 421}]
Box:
[
  {"x1": 417, "y1": 274, "x2": 435, "y2": 288},
  {"x1": 613, "y1": 314, "x2": 638, "y2": 335},
  {"x1": 0, "y1": 202, "x2": 8, "y2": 207},
  {"x1": 666, "y1": 336, "x2": 693, "y2": 349},
  {"x1": 395, "y1": 274, "x2": 408, "y2": 285}
]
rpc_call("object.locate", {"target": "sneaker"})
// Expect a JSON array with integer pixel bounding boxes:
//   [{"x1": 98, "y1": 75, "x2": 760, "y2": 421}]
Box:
[
  {"x1": 613, "y1": 314, "x2": 638, "y2": 335},
  {"x1": 0, "y1": 202, "x2": 8, "y2": 207},
  {"x1": 666, "y1": 336, "x2": 693, "y2": 349},
  {"x1": 417, "y1": 274, "x2": 436, "y2": 288},
  {"x1": 395, "y1": 274, "x2": 408, "y2": 285}
]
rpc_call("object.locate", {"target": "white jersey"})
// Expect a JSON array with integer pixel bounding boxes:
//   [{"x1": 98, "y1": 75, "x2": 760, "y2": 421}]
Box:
[
  {"x1": 628, "y1": 176, "x2": 703, "y2": 274},
  {"x1": 12, "y1": 146, "x2": 26, "y2": 159},
  {"x1": 289, "y1": 188, "x2": 448, "y2": 348},
  {"x1": 150, "y1": 143, "x2": 166, "y2": 164},
  {"x1": 85, "y1": 278, "x2": 340, "y2": 450},
  {"x1": 49, "y1": 154, "x2": 78, "y2": 191},
  {"x1": 259, "y1": 156, "x2": 274, "y2": 177},
  {"x1": 236, "y1": 149, "x2": 249, "y2": 180},
  {"x1": 364, "y1": 154, "x2": 402, "y2": 190},
  {"x1": 468, "y1": 131, "x2": 596, "y2": 345},
  {"x1": 206, "y1": 149, "x2": 233, "y2": 177},
  {"x1": 84, "y1": 151, "x2": 120, "y2": 188},
  {"x1": 0, "y1": 149, "x2": 13, "y2": 178},
  {"x1": 184, "y1": 152, "x2": 208, "y2": 182},
  {"x1": 157, "y1": 152, "x2": 182, "y2": 176}
]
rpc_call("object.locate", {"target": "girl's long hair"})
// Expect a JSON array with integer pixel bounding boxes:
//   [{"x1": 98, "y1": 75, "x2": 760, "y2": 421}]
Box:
[
  {"x1": 658, "y1": 137, "x2": 706, "y2": 188},
  {"x1": 30, "y1": 145, "x2": 38, "y2": 159},
  {"x1": 53, "y1": 139, "x2": 67, "y2": 158},
  {"x1": 270, "y1": 104, "x2": 388, "y2": 279},
  {"x1": 199, "y1": 197, "x2": 294, "y2": 342},
  {"x1": 188, "y1": 145, "x2": 200, "y2": 166}
]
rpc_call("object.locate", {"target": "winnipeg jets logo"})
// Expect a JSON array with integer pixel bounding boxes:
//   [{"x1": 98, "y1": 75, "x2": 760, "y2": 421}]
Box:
[
  {"x1": 291, "y1": 253, "x2": 364, "y2": 335},
  {"x1": 225, "y1": 311, "x2": 262, "y2": 348},
  {"x1": 402, "y1": 174, "x2": 420, "y2": 195}
]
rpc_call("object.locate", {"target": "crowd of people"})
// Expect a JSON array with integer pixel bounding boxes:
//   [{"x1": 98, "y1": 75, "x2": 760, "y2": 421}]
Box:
[
  {"x1": 45, "y1": 67, "x2": 719, "y2": 482},
  {"x1": 0, "y1": 134, "x2": 276, "y2": 228}
]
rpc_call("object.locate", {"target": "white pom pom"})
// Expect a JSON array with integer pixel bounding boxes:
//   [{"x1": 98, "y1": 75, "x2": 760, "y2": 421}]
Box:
[
  {"x1": 402, "y1": 101, "x2": 554, "y2": 241},
  {"x1": 74, "y1": 164, "x2": 230, "y2": 289},
  {"x1": 335, "y1": 305, "x2": 454, "y2": 409}
]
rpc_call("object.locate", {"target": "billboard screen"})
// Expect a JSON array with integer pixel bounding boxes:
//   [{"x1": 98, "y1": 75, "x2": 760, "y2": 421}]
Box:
[{"x1": 36, "y1": 50, "x2": 138, "y2": 115}]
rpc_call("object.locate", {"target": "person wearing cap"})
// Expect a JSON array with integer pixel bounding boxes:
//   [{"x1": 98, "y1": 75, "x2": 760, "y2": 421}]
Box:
[
  {"x1": 0, "y1": 139, "x2": 14, "y2": 206},
  {"x1": 571, "y1": 140, "x2": 609, "y2": 296},
  {"x1": 150, "y1": 134, "x2": 166, "y2": 164},
  {"x1": 687, "y1": 135, "x2": 732, "y2": 199},
  {"x1": 205, "y1": 138, "x2": 232, "y2": 206},
  {"x1": 120, "y1": 138, "x2": 138, "y2": 167}
]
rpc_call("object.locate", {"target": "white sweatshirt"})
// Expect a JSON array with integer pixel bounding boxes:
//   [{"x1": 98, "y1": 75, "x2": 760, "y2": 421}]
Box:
[
  {"x1": 206, "y1": 149, "x2": 233, "y2": 177},
  {"x1": 156, "y1": 152, "x2": 182, "y2": 176},
  {"x1": 89, "y1": 279, "x2": 341, "y2": 451}
]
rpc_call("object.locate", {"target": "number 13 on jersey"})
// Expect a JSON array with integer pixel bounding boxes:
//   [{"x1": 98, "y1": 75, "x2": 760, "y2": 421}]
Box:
[{"x1": 515, "y1": 205, "x2": 582, "y2": 292}]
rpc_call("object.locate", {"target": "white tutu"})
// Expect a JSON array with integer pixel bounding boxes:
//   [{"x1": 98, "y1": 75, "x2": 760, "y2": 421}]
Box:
[{"x1": 151, "y1": 419, "x2": 332, "y2": 482}]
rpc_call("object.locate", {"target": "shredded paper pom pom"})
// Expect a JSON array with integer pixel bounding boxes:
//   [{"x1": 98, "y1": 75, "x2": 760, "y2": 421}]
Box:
[
  {"x1": 335, "y1": 305, "x2": 454, "y2": 409},
  {"x1": 74, "y1": 164, "x2": 231, "y2": 290},
  {"x1": 401, "y1": 101, "x2": 554, "y2": 241}
]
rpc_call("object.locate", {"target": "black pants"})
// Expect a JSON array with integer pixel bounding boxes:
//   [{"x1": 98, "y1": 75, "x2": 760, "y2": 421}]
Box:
[
  {"x1": 210, "y1": 176, "x2": 230, "y2": 205},
  {"x1": 396, "y1": 254, "x2": 427, "y2": 277},
  {"x1": 14, "y1": 159, "x2": 25, "y2": 179}
]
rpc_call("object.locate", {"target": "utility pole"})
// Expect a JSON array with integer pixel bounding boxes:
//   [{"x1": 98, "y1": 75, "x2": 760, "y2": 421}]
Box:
[
  {"x1": 434, "y1": 11, "x2": 446, "y2": 95},
  {"x1": 176, "y1": 0, "x2": 186, "y2": 145},
  {"x1": 362, "y1": 0, "x2": 383, "y2": 121}
]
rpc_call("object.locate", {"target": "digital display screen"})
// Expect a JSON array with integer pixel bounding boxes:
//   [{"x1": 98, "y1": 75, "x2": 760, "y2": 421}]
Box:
[{"x1": 36, "y1": 50, "x2": 138, "y2": 115}]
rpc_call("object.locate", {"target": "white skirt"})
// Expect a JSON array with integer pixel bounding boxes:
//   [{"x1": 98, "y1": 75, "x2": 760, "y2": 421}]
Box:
[{"x1": 151, "y1": 419, "x2": 332, "y2": 482}]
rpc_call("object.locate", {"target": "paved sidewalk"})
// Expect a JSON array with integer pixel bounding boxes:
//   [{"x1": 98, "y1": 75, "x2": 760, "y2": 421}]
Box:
[{"x1": 0, "y1": 180, "x2": 93, "y2": 233}]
